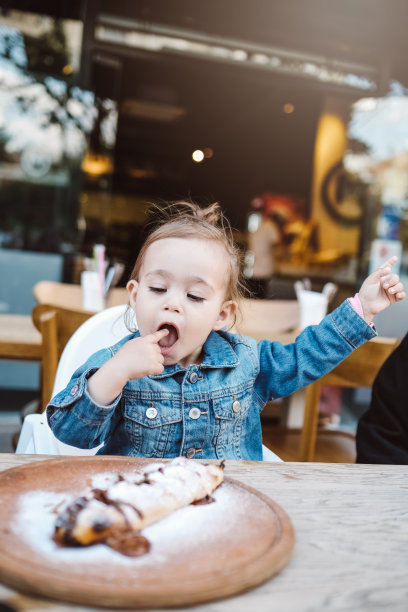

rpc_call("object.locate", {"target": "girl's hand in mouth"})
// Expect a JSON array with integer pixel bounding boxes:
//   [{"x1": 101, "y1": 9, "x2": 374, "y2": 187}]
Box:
[{"x1": 87, "y1": 328, "x2": 169, "y2": 404}]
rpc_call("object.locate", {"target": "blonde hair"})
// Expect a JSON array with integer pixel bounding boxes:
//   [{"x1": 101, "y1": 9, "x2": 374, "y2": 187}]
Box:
[{"x1": 129, "y1": 200, "x2": 245, "y2": 305}]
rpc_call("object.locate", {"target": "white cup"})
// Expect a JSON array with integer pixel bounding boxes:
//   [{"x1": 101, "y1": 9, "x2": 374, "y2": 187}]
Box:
[
  {"x1": 81, "y1": 270, "x2": 104, "y2": 312},
  {"x1": 298, "y1": 290, "x2": 328, "y2": 330}
]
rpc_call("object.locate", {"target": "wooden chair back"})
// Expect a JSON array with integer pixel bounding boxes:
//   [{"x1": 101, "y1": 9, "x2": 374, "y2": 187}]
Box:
[
  {"x1": 32, "y1": 304, "x2": 92, "y2": 411},
  {"x1": 298, "y1": 336, "x2": 401, "y2": 461}
]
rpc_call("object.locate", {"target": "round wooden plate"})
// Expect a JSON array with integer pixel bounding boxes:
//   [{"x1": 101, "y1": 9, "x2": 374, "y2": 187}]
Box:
[{"x1": 0, "y1": 456, "x2": 295, "y2": 608}]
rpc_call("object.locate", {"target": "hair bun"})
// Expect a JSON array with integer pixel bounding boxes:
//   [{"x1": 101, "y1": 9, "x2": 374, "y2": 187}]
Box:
[{"x1": 146, "y1": 200, "x2": 225, "y2": 230}]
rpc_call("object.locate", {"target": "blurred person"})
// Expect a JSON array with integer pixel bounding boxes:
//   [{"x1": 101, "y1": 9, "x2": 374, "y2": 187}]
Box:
[
  {"x1": 246, "y1": 210, "x2": 283, "y2": 298},
  {"x1": 356, "y1": 332, "x2": 408, "y2": 464}
]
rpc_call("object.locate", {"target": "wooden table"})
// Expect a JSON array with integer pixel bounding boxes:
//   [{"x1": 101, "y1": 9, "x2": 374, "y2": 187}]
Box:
[
  {"x1": 0, "y1": 454, "x2": 407, "y2": 612},
  {"x1": 0, "y1": 314, "x2": 41, "y2": 360},
  {"x1": 34, "y1": 281, "x2": 128, "y2": 311},
  {"x1": 0, "y1": 282, "x2": 128, "y2": 362}
]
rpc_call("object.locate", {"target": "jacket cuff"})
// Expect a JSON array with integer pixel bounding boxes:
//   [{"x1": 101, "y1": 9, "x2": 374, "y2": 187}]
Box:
[
  {"x1": 330, "y1": 299, "x2": 377, "y2": 348},
  {"x1": 47, "y1": 367, "x2": 122, "y2": 427}
]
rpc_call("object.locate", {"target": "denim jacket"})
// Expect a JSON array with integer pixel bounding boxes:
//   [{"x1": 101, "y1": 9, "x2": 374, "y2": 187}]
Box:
[{"x1": 47, "y1": 300, "x2": 376, "y2": 460}]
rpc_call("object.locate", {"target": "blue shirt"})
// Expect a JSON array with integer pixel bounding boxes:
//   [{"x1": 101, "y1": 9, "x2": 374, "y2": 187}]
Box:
[{"x1": 47, "y1": 300, "x2": 376, "y2": 460}]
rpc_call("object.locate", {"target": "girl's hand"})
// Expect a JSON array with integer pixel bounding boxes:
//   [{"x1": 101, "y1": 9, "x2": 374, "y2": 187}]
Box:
[
  {"x1": 87, "y1": 329, "x2": 168, "y2": 406},
  {"x1": 115, "y1": 329, "x2": 169, "y2": 380},
  {"x1": 358, "y1": 256, "x2": 405, "y2": 323}
]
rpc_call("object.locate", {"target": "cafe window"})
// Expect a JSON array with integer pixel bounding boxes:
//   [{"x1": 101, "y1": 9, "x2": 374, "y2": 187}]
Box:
[
  {"x1": 0, "y1": 10, "x2": 85, "y2": 253},
  {"x1": 345, "y1": 81, "x2": 408, "y2": 277},
  {"x1": 0, "y1": 7, "x2": 120, "y2": 284}
]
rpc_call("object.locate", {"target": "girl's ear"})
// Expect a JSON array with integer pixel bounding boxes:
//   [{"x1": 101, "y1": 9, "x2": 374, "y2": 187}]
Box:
[
  {"x1": 127, "y1": 280, "x2": 139, "y2": 309},
  {"x1": 213, "y1": 300, "x2": 237, "y2": 331}
]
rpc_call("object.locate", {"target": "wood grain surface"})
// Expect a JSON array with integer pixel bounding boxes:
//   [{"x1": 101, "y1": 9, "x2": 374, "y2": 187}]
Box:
[{"x1": 0, "y1": 455, "x2": 407, "y2": 612}]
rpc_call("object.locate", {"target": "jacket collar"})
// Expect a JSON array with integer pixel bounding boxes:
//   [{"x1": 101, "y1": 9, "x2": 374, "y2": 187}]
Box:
[{"x1": 149, "y1": 330, "x2": 239, "y2": 379}]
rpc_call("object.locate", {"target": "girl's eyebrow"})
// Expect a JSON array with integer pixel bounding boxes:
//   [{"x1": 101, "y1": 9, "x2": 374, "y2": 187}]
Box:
[
  {"x1": 145, "y1": 270, "x2": 214, "y2": 293},
  {"x1": 145, "y1": 270, "x2": 171, "y2": 279},
  {"x1": 188, "y1": 276, "x2": 215, "y2": 294}
]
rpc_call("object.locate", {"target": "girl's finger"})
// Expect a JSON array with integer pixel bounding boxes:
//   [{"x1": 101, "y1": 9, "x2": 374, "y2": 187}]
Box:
[
  {"x1": 150, "y1": 328, "x2": 169, "y2": 343},
  {"x1": 387, "y1": 282, "x2": 404, "y2": 295},
  {"x1": 379, "y1": 256, "x2": 398, "y2": 269},
  {"x1": 382, "y1": 273, "x2": 400, "y2": 289},
  {"x1": 376, "y1": 266, "x2": 391, "y2": 280}
]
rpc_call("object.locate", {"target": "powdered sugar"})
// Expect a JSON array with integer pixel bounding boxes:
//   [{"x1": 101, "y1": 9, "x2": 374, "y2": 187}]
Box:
[{"x1": 13, "y1": 473, "x2": 276, "y2": 573}]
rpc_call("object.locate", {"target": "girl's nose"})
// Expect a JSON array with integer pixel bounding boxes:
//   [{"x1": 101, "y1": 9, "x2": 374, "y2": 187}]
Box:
[
  {"x1": 164, "y1": 293, "x2": 183, "y2": 313},
  {"x1": 164, "y1": 303, "x2": 183, "y2": 313}
]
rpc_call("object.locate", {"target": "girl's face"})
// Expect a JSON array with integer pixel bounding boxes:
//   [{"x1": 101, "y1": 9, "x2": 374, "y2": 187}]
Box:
[{"x1": 127, "y1": 237, "x2": 236, "y2": 367}]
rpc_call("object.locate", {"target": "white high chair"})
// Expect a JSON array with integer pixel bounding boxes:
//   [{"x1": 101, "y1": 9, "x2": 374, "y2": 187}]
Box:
[
  {"x1": 16, "y1": 305, "x2": 130, "y2": 455},
  {"x1": 16, "y1": 305, "x2": 281, "y2": 461}
]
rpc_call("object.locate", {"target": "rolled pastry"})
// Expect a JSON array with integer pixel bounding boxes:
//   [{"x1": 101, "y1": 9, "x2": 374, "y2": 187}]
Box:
[{"x1": 54, "y1": 457, "x2": 224, "y2": 552}]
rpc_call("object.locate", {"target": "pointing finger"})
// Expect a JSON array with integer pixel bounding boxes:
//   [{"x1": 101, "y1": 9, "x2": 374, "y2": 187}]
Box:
[
  {"x1": 375, "y1": 257, "x2": 398, "y2": 279},
  {"x1": 379, "y1": 256, "x2": 398, "y2": 269}
]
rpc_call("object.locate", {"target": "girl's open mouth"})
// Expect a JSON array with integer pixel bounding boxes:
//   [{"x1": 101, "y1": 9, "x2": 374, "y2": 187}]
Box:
[{"x1": 157, "y1": 323, "x2": 179, "y2": 355}]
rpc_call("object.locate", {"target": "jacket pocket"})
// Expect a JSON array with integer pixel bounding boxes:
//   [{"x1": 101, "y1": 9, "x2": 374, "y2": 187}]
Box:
[
  {"x1": 211, "y1": 390, "x2": 250, "y2": 459},
  {"x1": 123, "y1": 399, "x2": 182, "y2": 457}
]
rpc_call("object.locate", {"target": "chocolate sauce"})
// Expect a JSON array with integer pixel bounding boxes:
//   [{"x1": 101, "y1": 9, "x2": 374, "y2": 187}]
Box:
[
  {"x1": 54, "y1": 487, "x2": 145, "y2": 554},
  {"x1": 92, "y1": 487, "x2": 144, "y2": 519},
  {"x1": 54, "y1": 496, "x2": 89, "y2": 544},
  {"x1": 106, "y1": 529, "x2": 151, "y2": 557},
  {"x1": 191, "y1": 494, "x2": 215, "y2": 506}
]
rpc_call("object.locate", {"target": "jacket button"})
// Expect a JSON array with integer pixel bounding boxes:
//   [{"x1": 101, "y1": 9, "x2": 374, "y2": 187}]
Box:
[
  {"x1": 189, "y1": 371, "x2": 199, "y2": 383},
  {"x1": 232, "y1": 400, "x2": 241, "y2": 413},
  {"x1": 189, "y1": 407, "x2": 201, "y2": 420},
  {"x1": 70, "y1": 383, "x2": 79, "y2": 396},
  {"x1": 186, "y1": 447, "x2": 196, "y2": 458},
  {"x1": 146, "y1": 407, "x2": 158, "y2": 419}
]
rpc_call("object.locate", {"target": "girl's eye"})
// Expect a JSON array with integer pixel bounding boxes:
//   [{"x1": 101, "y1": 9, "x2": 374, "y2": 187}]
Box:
[
  {"x1": 149, "y1": 287, "x2": 166, "y2": 293},
  {"x1": 187, "y1": 293, "x2": 205, "y2": 302}
]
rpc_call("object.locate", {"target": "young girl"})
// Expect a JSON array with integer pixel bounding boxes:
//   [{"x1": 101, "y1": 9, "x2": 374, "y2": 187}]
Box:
[{"x1": 47, "y1": 201, "x2": 405, "y2": 460}]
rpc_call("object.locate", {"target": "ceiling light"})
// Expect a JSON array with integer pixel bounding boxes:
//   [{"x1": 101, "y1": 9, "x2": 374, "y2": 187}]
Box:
[
  {"x1": 283, "y1": 103, "x2": 295, "y2": 114},
  {"x1": 82, "y1": 153, "x2": 113, "y2": 176},
  {"x1": 192, "y1": 149, "x2": 204, "y2": 162}
]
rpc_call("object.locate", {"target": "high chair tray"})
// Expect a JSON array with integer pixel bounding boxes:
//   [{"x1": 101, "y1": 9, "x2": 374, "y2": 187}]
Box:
[{"x1": 0, "y1": 456, "x2": 295, "y2": 609}]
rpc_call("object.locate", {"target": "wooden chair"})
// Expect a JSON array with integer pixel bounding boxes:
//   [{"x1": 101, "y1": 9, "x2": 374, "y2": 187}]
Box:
[
  {"x1": 32, "y1": 304, "x2": 92, "y2": 411},
  {"x1": 298, "y1": 336, "x2": 401, "y2": 461}
]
